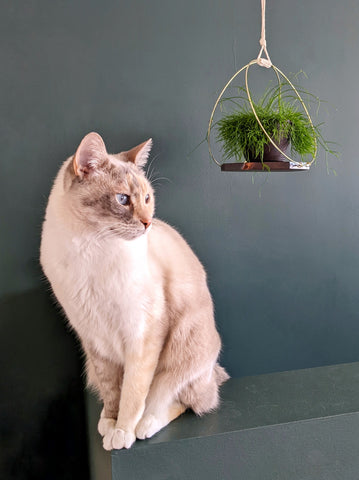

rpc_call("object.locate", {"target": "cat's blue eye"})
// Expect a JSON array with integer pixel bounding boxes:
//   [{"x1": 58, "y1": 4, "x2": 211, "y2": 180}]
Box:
[
  {"x1": 145, "y1": 194, "x2": 150, "y2": 204},
  {"x1": 116, "y1": 194, "x2": 130, "y2": 206}
]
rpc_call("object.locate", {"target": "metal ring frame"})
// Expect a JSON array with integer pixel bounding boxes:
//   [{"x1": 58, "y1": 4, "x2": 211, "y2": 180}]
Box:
[{"x1": 207, "y1": 59, "x2": 317, "y2": 168}]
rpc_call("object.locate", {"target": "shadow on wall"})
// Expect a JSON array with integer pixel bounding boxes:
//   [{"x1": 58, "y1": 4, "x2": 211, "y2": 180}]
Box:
[{"x1": 0, "y1": 288, "x2": 90, "y2": 480}]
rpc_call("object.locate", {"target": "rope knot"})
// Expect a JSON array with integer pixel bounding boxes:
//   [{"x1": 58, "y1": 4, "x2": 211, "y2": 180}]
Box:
[
  {"x1": 257, "y1": 0, "x2": 271, "y2": 67},
  {"x1": 257, "y1": 57, "x2": 272, "y2": 68},
  {"x1": 259, "y1": 38, "x2": 267, "y2": 47}
]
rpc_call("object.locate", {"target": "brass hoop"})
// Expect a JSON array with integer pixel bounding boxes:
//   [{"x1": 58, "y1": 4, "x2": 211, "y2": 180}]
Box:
[{"x1": 207, "y1": 59, "x2": 317, "y2": 168}]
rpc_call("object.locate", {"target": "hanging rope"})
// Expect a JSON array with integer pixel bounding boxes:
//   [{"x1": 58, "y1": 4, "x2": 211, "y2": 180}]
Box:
[{"x1": 257, "y1": 0, "x2": 272, "y2": 68}]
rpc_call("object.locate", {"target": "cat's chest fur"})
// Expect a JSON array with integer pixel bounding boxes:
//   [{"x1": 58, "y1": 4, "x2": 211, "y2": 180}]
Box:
[{"x1": 42, "y1": 221, "x2": 152, "y2": 363}]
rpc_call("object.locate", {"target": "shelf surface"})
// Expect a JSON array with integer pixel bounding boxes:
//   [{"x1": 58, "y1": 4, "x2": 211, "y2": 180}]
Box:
[
  {"x1": 111, "y1": 362, "x2": 359, "y2": 480},
  {"x1": 221, "y1": 161, "x2": 310, "y2": 171},
  {"x1": 120, "y1": 361, "x2": 359, "y2": 450}
]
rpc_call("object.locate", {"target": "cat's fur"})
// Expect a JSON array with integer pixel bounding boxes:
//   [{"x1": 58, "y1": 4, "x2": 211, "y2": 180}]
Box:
[{"x1": 40, "y1": 132, "x2": 229, "y2": 450}]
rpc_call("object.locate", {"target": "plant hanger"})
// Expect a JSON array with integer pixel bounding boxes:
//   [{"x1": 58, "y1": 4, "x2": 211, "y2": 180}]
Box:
[{"x1": 207, "y1": 0, "x2": 318, "y2": 172}]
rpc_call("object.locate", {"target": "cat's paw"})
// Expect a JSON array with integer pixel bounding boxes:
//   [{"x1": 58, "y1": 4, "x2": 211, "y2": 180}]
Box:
[
  {"x1": 98, "y1": 417, "x2": 116, "y2": 437},
  {"x1": 103, "y1": 427, "x2": 136, "y2": 450},
  {"x1": 136, "y1": 414, "x2": 163, "y2": 440}
]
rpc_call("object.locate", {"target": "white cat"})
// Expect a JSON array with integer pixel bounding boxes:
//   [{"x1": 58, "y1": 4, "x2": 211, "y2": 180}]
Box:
[{"x1": 40, "y1": 132, "x2": 228, "y2": 450}]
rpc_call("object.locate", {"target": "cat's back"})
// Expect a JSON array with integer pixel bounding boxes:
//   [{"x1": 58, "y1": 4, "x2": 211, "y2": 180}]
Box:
[{"x1": 148, "y1": 218, "x2": 209, "y2": 288}]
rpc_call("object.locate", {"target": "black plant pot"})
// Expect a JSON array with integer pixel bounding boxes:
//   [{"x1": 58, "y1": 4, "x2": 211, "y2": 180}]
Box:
[{"x1": 246, "y1": 136, "x2": 290, "y2": 162}]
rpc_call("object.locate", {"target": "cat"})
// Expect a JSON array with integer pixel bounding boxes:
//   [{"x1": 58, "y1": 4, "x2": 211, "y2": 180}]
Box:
[{"x1": 40, "y1": 132, "x2": 229, "y2": 450}]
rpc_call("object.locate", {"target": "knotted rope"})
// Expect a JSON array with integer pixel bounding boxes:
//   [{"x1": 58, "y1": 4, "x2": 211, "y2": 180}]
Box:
[{"x1": 256, "y1": 0, "x2": 272, "y2": 68}]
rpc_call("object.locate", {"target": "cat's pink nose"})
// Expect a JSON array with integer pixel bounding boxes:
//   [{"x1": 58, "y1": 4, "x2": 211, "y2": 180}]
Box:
[{"x1": 141, "y1": 219, "x2": 152, "y2": 230}]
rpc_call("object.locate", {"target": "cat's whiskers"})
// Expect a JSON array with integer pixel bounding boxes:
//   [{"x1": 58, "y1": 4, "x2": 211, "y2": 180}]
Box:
[
  {"x1": 145, "y1": 154, "x2": 172, "y2": 188},
  {"x1": 92, "y1": 223, "x2": 141, "y2": 246},
  {"x1": 150, "y1": 176, "x2": 172, "y2": 188},
  {"x1": 145, "y1": 154, "x2": 159, "y2": 183},
  {"x1": 89, "y1": 225, "x2": 118, "y2": 247}
]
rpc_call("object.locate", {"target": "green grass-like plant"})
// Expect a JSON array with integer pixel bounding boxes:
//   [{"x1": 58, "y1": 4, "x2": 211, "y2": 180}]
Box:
[{"x1": 216, "y1": 81, "x2": 337, "y2": 164}]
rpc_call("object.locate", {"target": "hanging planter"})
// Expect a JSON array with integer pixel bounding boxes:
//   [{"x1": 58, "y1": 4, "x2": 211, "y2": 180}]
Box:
[{"x1": 207, "y1": 0, "x2": 336, "y2": 172}]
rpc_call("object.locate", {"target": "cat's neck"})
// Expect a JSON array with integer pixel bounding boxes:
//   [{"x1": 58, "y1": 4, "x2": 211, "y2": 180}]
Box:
[{"x1": 69, "y1": 222, "x2": 149, "y2": 260}]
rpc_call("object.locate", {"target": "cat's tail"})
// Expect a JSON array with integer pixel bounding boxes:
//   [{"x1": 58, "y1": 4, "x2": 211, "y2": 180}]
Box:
[
  {"x1": 179, "y1": 363, "x2": 230, "y2": 415},
  {"x1": 214, "y1": 363, "x2": 230, "y2": 386}
]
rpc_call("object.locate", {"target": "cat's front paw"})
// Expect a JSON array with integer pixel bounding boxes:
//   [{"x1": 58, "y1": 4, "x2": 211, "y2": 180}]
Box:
[
  {"x1": 98, "y1": 416, "x2": 116, "y2": 437},
  {"x1": 103, "y1": 427, "x2": 136, "y2": 451},
  {"x1": 136, "y1": 414, "x2": 162, "y2": 440}
]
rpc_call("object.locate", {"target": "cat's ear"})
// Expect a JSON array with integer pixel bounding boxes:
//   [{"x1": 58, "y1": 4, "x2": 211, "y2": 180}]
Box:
[
  {"x1": 73, "y1": 132, "x2": 107, "y2": 178},
  {"x1": 122, "y1": 139, "x2": 153, "y2": 168}
]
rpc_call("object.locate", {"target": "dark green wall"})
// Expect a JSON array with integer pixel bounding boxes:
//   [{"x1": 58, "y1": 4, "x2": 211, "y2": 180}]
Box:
[
  {"x1": 0, "y1": 289, "x2": 90, "y2": 479},
  {"x1": 1, "y1": 0, "x2": 359, "y2": 379}
]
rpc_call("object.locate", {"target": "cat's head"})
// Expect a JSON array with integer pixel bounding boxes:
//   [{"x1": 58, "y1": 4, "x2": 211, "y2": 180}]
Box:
[{"x1": 64, "y1": 132, "x2": 155, "y2": 241}]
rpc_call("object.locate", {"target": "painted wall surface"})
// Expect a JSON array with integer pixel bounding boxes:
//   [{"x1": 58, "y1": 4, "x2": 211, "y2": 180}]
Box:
[{"x1": 1, "y1": 0, "x2": 359, "y2": 381}]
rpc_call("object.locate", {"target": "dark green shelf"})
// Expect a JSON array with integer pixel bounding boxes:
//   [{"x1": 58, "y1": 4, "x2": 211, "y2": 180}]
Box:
[{"x1": 111, "y1": 362, "x2": 359, "y2": 480}]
